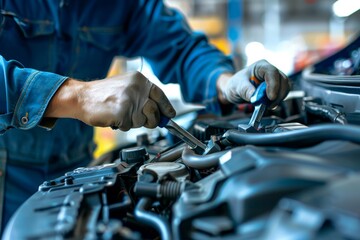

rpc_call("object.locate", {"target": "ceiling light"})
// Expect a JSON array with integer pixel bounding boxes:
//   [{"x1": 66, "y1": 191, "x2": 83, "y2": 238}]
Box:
[{"x1": 332, "y1": 0, "x2": 360, "y2": 17}]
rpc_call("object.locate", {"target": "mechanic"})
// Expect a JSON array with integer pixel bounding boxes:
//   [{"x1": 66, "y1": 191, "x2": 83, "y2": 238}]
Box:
[{"x1": 0, "y1": 0, "x2": 290, "y2": 232}]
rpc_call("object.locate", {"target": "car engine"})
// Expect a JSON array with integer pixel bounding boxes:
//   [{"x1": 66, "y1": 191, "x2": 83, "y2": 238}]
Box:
[{"x1": 3, "y1": 36, "x2": 360, "y2": 240}]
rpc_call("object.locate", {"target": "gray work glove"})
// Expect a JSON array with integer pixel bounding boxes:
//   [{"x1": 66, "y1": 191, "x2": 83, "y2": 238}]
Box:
[
  {"x1": 79, "y1": 71, "x2": 176, "y2": 131},
  {"x1": 219, "y1": 59, "x2": 290, "y2": 108}
]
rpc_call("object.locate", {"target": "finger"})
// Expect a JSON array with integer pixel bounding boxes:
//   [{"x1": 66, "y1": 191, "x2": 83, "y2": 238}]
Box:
[
  {"x1": 264, "y1": 69, "x2": 281, "y2": 102},
  {"x1": 269, "y1": 72, "x2": 290, "y2": 108},
  {"x1": 143, "y1": 99, "x2": 160, "y2": 128},
  {"x1": 132, "y1": 111, "x2": 147, "y2": 128},
  {"x1": 278, "y1": 71, "x2": 291, "y2": 101},
  {"x1": 238, "y1": 78, "x2": 256, "y2": 102},
  {"x1": 117, "y1": 117, "x2": 132, "y2": 132},
  {"x1": 253, "y1": 60, "x2": 280, "y2": 101},
  {"x1": 110, "y1": 99, "x2": 132, "y2": 131},
  {"x1": 269, "y1": 81, "x2": 284, "y2": 109},
  {"x1": 149, "y1": 85, "x2": 176, "y2": 118},
  {"x1": 224, "y1": 69, "x2": 255, "y2": 103}
]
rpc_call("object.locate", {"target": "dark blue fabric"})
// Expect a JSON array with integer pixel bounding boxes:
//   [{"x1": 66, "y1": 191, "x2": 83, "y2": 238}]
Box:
[{"x1": 0, "y1": 0, "x2": 235, "y2": 231}]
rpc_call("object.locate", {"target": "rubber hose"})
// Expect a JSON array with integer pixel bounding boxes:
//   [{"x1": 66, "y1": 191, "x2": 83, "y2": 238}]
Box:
[
  {"x1": 134, "y1": 198, "x2": 172, "y2": 240},
  {"x1": 160, "y1": 182, "x2": 182, "y2": 199},
  {"x1": 305, "y1": 102, "x2": 347, "y2": 124},
  {"x1": 153, "y1": 143, "x2": 186, "y2": 162},
  {"x1": 223, "y1": 124, "x2": 360, "y2": 147},
  {"x1": 182, "y1": 147, "x2": 228, "y2": 169}
]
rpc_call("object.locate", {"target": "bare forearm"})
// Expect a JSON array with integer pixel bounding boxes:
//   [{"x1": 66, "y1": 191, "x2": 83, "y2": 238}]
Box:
[{"x1": 44, "y1": 78, "x2": 85, "y2": 119}]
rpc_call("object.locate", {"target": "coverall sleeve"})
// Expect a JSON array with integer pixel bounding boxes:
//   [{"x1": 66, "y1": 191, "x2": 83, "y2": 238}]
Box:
[
  {"x1": 0, "y1": 55, "x2": 68, "y2": 134},
  {"x1": 122, "y1": 0, "x2": 236, "y2": 114}
]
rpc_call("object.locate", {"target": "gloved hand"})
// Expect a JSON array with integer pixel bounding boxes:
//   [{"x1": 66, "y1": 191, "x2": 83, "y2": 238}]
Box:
[
  {"x1": 217, "y1": 59, "x2": 290, "y2": 108},
  {"x1": 46, "y1": 71, "x2": 176, "y2": 131}
]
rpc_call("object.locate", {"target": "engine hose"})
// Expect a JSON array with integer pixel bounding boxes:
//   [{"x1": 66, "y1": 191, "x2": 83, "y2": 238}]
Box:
[
  {"x1": 182, "y1": 147, "x2": 227, "y2": 169},
  {"x1": 222, "y1": 124, "x2": 360, "y2": 148},
  {"x1": 152, "y1": 143, "x2": 186, "y2": 163},
  {"x1": 134, "y1": 198, "x2": 172, "y2": 240},
  {"x1": 305, "y1": 102, "x2": 347, "y2": 124}
]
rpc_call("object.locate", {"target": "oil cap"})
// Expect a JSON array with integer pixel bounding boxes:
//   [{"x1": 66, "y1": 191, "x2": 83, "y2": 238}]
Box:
[
  {"x1": 137, "y1": 162, "x2": 189, "y2": 181},
  {"x1": 120, "y1": 146, "x2": 149, "y2": 164}
]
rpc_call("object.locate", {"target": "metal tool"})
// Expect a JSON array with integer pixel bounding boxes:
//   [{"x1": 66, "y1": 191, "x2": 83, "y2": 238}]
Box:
[
  {"x1": 248, "y1": 82, "x2": 271, "y2": 130},
  {"x1": 159, "y1": 116, "x2": 206, "y2": 154}
]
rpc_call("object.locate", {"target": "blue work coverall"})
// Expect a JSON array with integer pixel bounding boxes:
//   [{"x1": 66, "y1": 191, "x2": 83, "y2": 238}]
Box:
[{"x1": 0, "y1": 0, "x2": 234, "y2": 231}]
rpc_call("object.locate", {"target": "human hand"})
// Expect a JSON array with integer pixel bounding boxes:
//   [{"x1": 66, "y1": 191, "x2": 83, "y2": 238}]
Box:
[
  {"x1": 217, "y1": 59, "x2": 290, "y2": 108},
  {"x1": 45, "y1": 72, "x2": 176, "y2": 131}
]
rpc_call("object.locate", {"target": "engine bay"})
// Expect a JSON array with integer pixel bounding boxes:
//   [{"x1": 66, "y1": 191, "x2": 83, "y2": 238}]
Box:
[{"x1": 3, "y1": 36, "x2": 360, "y2": 240}]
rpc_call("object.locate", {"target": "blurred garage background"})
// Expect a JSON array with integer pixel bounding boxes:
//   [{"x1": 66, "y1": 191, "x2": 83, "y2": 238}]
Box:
[{"x1": 94, "y1": 0, "x2": 360, "y2": 158}]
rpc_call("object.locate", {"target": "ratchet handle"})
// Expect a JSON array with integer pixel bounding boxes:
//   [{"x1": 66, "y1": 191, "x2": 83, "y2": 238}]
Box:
[
  {"x1": 250, "y1": 82, "x2": 271, "y2": 106},
  {"x1": 159, "y1": 116, "x2": 170, "y2": 128}
]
